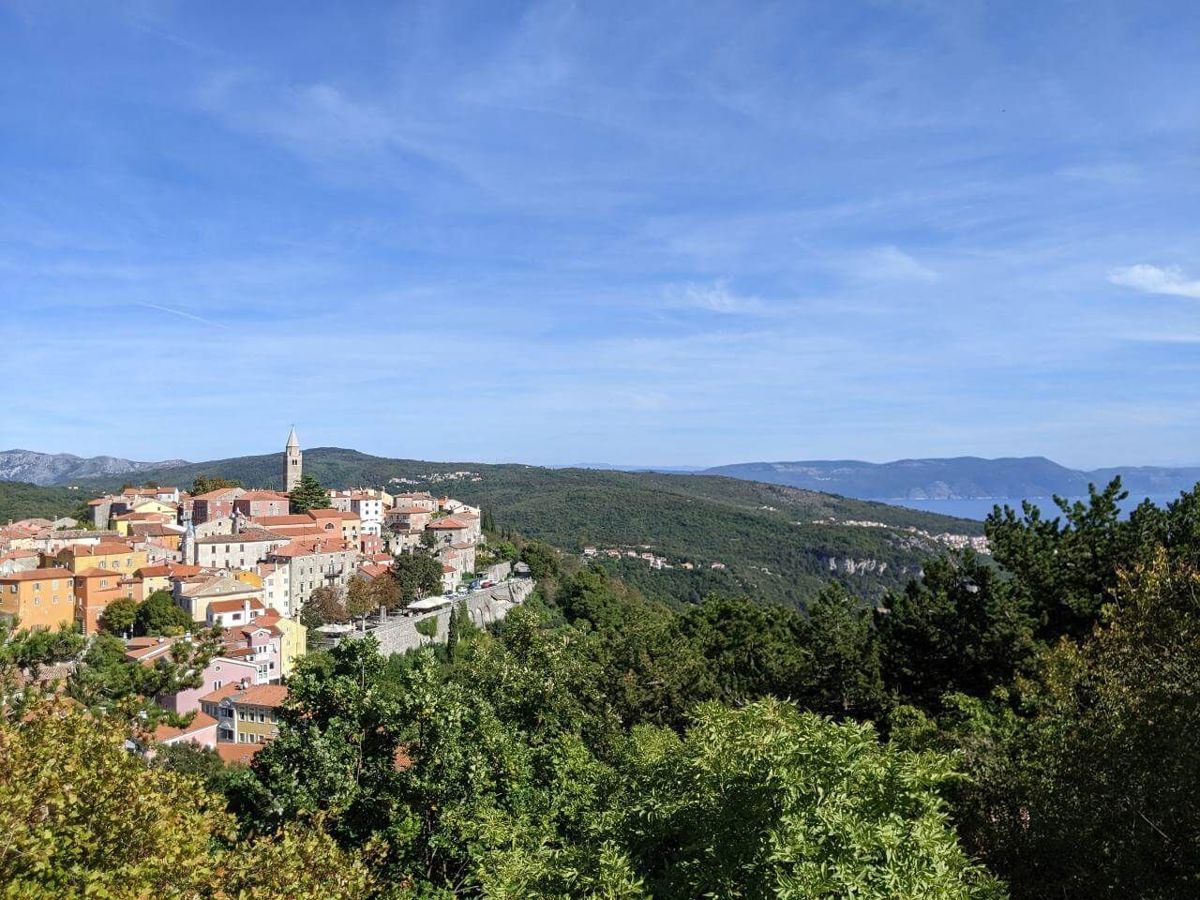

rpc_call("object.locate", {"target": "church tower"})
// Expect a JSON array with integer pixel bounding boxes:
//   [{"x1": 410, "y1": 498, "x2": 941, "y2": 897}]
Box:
[{"x1": 284, "y1": 426, "x2": 302, "y2": 493}]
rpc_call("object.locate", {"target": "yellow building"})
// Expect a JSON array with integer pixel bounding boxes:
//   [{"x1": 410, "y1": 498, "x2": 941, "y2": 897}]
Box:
[
  {"x1": 234, "y1": 571, "x2": 264, "y2": 589},
  {"x1": 200, "y1": 683, "x2": 288, "y2": 745},
  {"x1": 0, "y1": 570, "x2": 76, "y2": 631},
  {"x1": 259, "y1": 609, "x2": 307, "y2": 677},
  {"x1": 51, "y1": 542, "x2": 148, "y2": 575}
]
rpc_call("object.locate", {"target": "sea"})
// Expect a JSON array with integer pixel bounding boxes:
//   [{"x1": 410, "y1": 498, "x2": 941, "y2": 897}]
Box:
[{"x1": 879, "y1": 493, "x2": 1184, "y2": 522}]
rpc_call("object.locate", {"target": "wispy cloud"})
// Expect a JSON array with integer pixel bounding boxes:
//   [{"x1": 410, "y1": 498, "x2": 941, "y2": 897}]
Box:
[
  {"x1": 136, "y1": 302, "x2": 229, "y2": 330},
  {"x1": 851, "y1": 246, "x2": 940, "y2": 283},
  {"x1": 1108, "y1": 265, "x2": 1200, "y2": 300},
  {"x1": 664, "y1": 280, "x2": 767, "y2": 315}
]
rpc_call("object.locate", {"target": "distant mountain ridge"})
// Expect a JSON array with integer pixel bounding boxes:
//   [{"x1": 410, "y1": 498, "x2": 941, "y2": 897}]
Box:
[
  {"x1": 0, "y1": 449, "x2": 189, "y2": 486},
  {"x1": 702, "y1": 456, "x2": 1200, "y2": 501}
]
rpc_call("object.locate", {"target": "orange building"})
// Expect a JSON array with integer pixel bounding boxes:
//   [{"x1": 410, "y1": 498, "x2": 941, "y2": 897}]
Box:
[
  {"x1": 74, "y1": 567, "x2": 139, "y2": 635},
  {"x1": 0, "y1": 570, "x2": 77, "y2": 631}
]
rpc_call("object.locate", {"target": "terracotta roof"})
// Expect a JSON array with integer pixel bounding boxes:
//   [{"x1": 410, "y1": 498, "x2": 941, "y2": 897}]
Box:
[
  {"x1": 154, "y1": 711, "x2": 218, "y2": 743},
  {"x1": 62, "y1": 542, "x2": 135, "y2": 556},
  {"x1": 358, "y1": 563, "x2": 390, "y2": 579},
  {"x1": 0, "y1": 549, "x2": 38, "y2": 561},
  {"x1": 199, "y1": 683, "x2": 242, "y2": 703},
  {"x1": 201, "y1": 681, "x2": 287, "y2": 708},
  {"x1": 268, "y1": 537, "x2": 345, "y2": 557},
  {"x1": 252, "y1": 515, "x2": 313, "y2": 527},
  {"x1": 0, "y1": 569, "x2": 72, "y2": 582},
  {"x1": 215, "y1": 743, "x2": 262, "y2": 765},
  {"x1": 237, "y1": 684, "x2": 288, "y2": 707},
  {"x1": 130, "y1": 524, "x2": 183, "y2": 537},
  {"x1": 441, "y1": 565, "x2": 457, "y2": 574},
  {"x1": 73, "y1": 567, "x2": 126, "y2": 578},
  {"x1": 428, "y1": 518, "x2": 467, "y2": 530}
]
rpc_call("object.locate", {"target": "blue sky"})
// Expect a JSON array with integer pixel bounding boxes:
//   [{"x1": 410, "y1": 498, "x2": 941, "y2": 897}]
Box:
[{"x1": 2, "y1": 1, "x2": 1198, "y2": 468}]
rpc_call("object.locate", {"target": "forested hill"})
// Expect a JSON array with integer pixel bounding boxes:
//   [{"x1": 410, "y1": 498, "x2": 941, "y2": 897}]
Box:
[{"x1": 78, "y1": 447, "x2": 984, "y2": 608}]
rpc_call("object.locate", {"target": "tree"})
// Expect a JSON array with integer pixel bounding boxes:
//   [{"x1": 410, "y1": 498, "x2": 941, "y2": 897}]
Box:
[
  {"x1": 391, "y1": 551, "x2": 443, "y2": 604},
  {"x1": 133, "y1": 589, "x2": 193, "y2": 636},
  {"x1": 0, "y1": 698, "x2": 223, "y2": 896},
  {"x1": 191, "y1": 474, "x2": 242, "y2": 494},
  {"x1": 304, "y1": 586, "x2": 348, "y2": 626},
  {"x1": 0, "y1": 699, "x2": 373, "y2": 897},
  {"x1": 985, "y1": 478, "x2": 1148, "y2": 642},
  {"x1": 620, "y1": 698, "x2": 1005, "y2": 899},
  {"x1": 289, "y1": 473, "x2": 331, "y2": 514},
  {"x1": 877, "y1": 551, "x2": 1035, "y2": 712},
  {"x1": 520, "y1": 540, "x2": 560, "y2": 580},
  {"x1": 98, "y1": 596, "x2": 138, "y2": 636},
  {"x1": 799, "y1": 582, "x2": 885, "y2": 718},
  {"x1": 152, "y1": 740, "x2": 240, "y2": 794},
  {"x1": 680, "y1": 596, "x2": 809, "y2": 703},
  {"x1": 344, "y1": 575, "x2": 377, "y2": 620},
  {"x1": 936, "y1": 549, "x2": 1200, "y2": 899},
  {"x1": 445, "y1": 601, "x2": 463, "y2": 658}
]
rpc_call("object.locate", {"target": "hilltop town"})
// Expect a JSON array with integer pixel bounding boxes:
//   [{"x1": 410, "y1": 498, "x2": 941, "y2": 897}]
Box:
[{"x1": 0, "y1": 428, "x2": 520, "y2": 761}]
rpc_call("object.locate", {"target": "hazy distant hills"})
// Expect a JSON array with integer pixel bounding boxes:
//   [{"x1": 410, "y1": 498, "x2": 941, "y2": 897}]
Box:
[
  {"x1": 0, "y1": 449, "x2": 189, "y2": 486},
  {"x1": 702, "y1": 457, "x2": 1200, "y2": 501}
]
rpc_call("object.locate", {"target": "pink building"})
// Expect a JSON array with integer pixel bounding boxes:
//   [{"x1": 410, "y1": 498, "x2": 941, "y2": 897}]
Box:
[
  {"x1": 233, "y1": 490, "x2": 291, "y2": 519},
  {"x1": 191, "y1": 487, "x2": 244, "y2": 524}
]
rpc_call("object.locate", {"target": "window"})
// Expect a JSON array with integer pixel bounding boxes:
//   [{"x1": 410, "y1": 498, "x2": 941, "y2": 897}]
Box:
[{"x1": 33, "y1": 582, "x2": 41, "y2": 592}]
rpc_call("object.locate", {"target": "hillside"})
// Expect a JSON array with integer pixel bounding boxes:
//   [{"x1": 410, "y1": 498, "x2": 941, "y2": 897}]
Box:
[
  {"x1": 0, "y1": 449, "x2": 189, "y2": 486},
  {"x1": 80, "y1": 448, "x2": 984, "y2": 608},
  {"x1": 0, "y1": 481, "x2": 93, "y2": 523},
  {"x1": 704, "y1": 456, "x2": 1200, "y2": 501}
]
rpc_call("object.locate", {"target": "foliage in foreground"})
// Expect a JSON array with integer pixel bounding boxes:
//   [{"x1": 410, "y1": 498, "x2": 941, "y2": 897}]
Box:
[{"x1": 0, "y1": 699, "x2": 372, "y2": 899}]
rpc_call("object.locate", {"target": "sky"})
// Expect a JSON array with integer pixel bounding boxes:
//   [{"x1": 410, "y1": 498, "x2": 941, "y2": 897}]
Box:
[{"x1": 2, "y1": 1, "x2": 1198, "y2": 468}]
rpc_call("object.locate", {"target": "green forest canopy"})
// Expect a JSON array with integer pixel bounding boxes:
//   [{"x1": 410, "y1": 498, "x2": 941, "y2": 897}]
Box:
[{"x1": 4, "y1": 477, "x2": 1200, "y2": 897}]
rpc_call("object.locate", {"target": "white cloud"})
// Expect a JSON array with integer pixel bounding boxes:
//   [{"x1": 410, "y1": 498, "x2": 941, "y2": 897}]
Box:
[
  {"x1": 1108, "y1": 264, "x2": 1200, "y2": 299},
  {"x1": 853, "y1": 246, "x2": 940, "y2": 283},
  {"x1": 664, "y1": 280, "x2": 766, "y2": 314}
]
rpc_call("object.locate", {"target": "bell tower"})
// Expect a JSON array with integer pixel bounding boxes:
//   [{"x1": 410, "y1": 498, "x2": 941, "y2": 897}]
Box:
[{"x1": 284, "y1": 426, "x2": 302, "y2": 493}]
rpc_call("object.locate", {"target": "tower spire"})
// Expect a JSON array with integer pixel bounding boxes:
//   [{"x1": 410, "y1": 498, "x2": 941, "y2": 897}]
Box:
[{"x1": 284, "y1": 426, "x2": 302, "y2": 492}]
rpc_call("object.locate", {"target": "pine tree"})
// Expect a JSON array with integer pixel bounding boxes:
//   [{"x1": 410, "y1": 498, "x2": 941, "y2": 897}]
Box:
[{"x1": 289, "y1": 474, "x2": 332, "y2": 514}]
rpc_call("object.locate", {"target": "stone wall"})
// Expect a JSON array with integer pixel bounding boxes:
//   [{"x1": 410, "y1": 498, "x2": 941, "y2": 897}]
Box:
[{"x1": 340, "y1": 579, "x2": 535, "y2": 656}]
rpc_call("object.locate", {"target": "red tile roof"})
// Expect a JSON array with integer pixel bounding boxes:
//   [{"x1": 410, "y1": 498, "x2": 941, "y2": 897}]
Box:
[
  {"x1": 154, "y1": 711, "x2": 218, "y2": 743},
  {"x1": 136, "y1": 563, "x2": 203, "y2": 578},
  {"x1": 62, "y1": 542, "x2": 135, "y2": 556},
  {"x1": 73, "y1": 567, "x2": 125, "y2": 578},
  {"x1": 268, "y1": 537, "x2": 345, "y2": 557},
  {"x1": 201, "y1": 682, "x2": 287, "y2": 708},
  {"x1": 428, "y1": 518, "x2": 467, "y2": 530},
  {"x1": 215, "y1": 743, "x2": 262, "y2": 765},
  {"x1": 0, "y1": 569, "x2": 72, "y2": 582}
]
